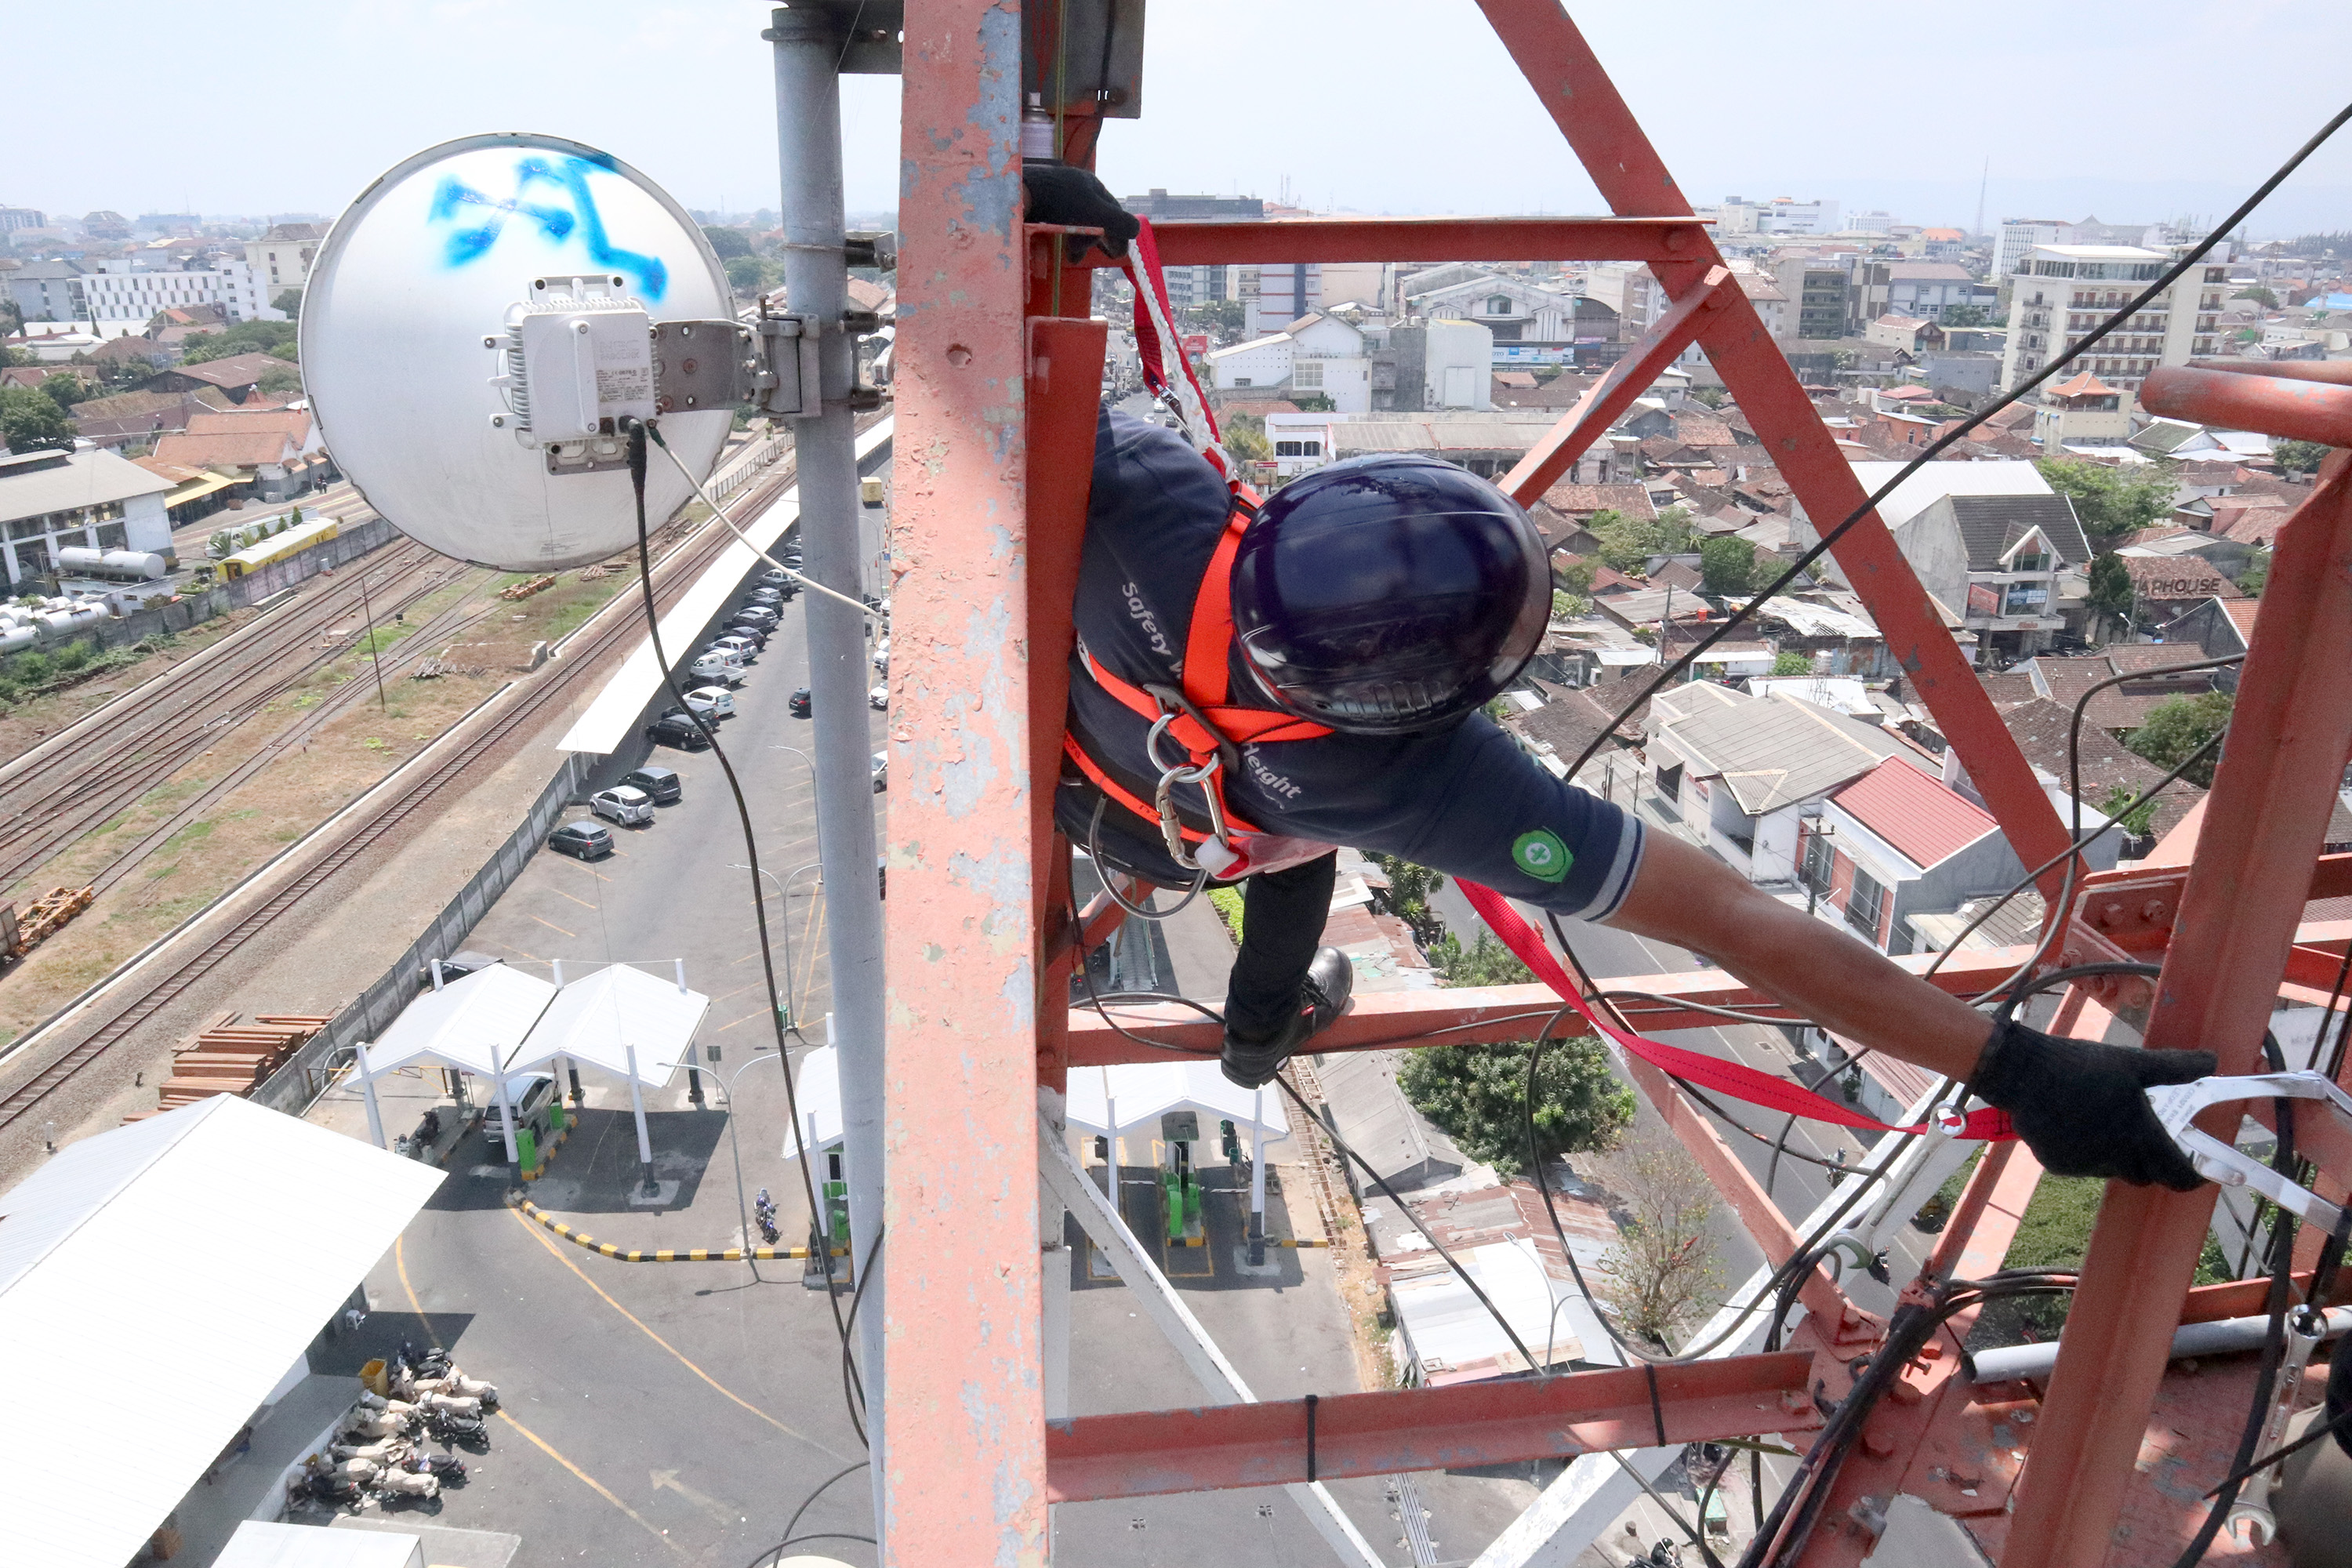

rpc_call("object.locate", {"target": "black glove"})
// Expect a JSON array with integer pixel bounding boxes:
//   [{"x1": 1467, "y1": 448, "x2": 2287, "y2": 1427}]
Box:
[
  {"x1": 1021, "y1": 164, "x2": 1138, "y2": 259},
  {"x1": 1970, "y1": 1016, "x2": 2216, "y2": 1191}
]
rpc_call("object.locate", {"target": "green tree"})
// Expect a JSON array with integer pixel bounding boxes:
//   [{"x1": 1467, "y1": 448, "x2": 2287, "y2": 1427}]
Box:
[
  {"x1": 1939, "y1": 303, "x2": 1991, "y2": 328},
  {"x1": 272, "y1": 289, "x2": 303, "y2": 321},
  {"x1": 1698, "y1": 535, "x2": 1759, "y2": 596},
  {"x1": 1367, "y1": 851, "x2": 1447, "y2": 946},
  {"x1": 1591, "y1": 1132, "x2": 1728, "y2": 1345},
  {"x1": 38, "y1": 373, "x2": 87, "y2": 412},
  {"x1": 2033, "y1": 456, "x2": 2178, "y2": 551},
  {"x1": 1552, "y1": 589, "x2": 1588, "y2": 620},
  {"x1": 2272, "y1": 439, "x2": 2329, "y2": 474},
  {"x1": 724, "y1": 254, "x2": 773, "y2": 297},
  {"x1": 2231, "y1": 285, "x2": 2280, "y2": 309},
  {"x1": 2086, "y1": 553, "x2": 2135, "y2": 637},
  {"x1": 2237, "y1": 548, "x2": 2270, "y2": 597},
  {"x1": 2125, "y1": 690, "x2": 2233, "y2": 787},
  {"x1": 2098, "y1": 784, "x2": 2156, "y2": 838},
  {"x1": 1771, "y1": 650, "x2": 1813, "y2": 677},
  {"x1": 1590, "y1": 506, "x2": 1694, "y2": 574},
  {"x1": 256, "y1": 363, "x2": 303, "y2": 396},
  {"x1": 1397, "y1": 1036, "x2": 1635, "y2": 1169},
  {"x1": 702, "y1": 226, "x2": 755, "y2": 260},
  {"x1": 1181, "y1": 298, "x2": 1247, "y2": 344},
  {"x1": 1432, "y1": 930, "x2": 1534, "y2": 987},
  {"x1": 1555, "y1": 557, "x2": 1597, "y2": 596},
  {"x1": 180, "y1": 320, "x2": 300, "y2": 365},
  {"x1": 1688, "y1": 386, "x2": 1726, "y2": 408},
  {"x1": 0, "y1": 387, "x2": 75, "y2": 452}
]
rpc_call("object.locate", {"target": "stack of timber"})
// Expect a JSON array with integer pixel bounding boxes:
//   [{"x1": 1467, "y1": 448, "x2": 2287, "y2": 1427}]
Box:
[{"x1": 125, "y1": 1011, "x2": 333, "y2": 1122}]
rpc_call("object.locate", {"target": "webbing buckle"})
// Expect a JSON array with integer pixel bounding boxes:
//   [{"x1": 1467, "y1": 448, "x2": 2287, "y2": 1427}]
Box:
[{"x1": 1146, "y1": 713, "x2": 1229, "y2": 871}]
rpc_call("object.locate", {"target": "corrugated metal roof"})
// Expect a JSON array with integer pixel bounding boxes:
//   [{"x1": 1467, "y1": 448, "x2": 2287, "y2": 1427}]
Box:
[
  {"x1": 1662, "y1": 691, "x2": 1916, "y2": 814},
  {"x1": 364, "y1": 962, "x2": 556, "y2": 1076},
  {"x1": 1831, "y1": 757, "x2": 2000, "y2": 869},
  {"x1": 0, "y1": 447, "x2": 173, "y2": 525},
  {"x1": 1389, "y1": 1238, "x2": 1593, "y2": 1378},
  {"x1": 0, "y1": 1095, "x2": 443, "y2": 1568}
]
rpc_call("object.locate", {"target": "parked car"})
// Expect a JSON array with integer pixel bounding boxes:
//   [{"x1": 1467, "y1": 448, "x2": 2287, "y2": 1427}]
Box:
[
  {"x1": 709, "y1": 633, "x2": 760, "y2": 662},
  {"x1": 590, "y1": 786, "x2": 655, "y2": 827},
  {"x1": 681, "y1": 685, "x2": 735, "y2": 720},
  {"x1": 748, "y1": 587, "x2": 784, "y2": 607},
  {"x1": 420, "y1": 950, "x2": 502, "y2": 986},
  {"x1": 871, "y1": 751, "x2": 887, "y2": 792},
  {"x1": 789, "y1": 687, "x2": 811, "y2": 718},
  {"x1": 869, "y1": 682, "x2": 888, "y2": 710},
  {"x1": 645, "y1": 712, "x2": 713, "y2": 751},
  {"x1": 871, "y1": 650, "x2": 888, "y2": 679},
  {"x1": 622, "y1": 765, "x2": 681, "y2": 805},
  {"x1": 734, "y1": 604, "x2": 781, "y2": 629},
  {"x1": 488, "y1": 1075, "x2": 557, "y2": 1159},
  {"x1": 700, "y1": 644, "x2": 751, "y2": 673},
  {"x1": 548, "y1": 820, "x2": 616, "y2": 860},
  {"x1": 720, "y1": 620, "x2": 770, "y2": 648},
  {"x1": 690, "y1": 652, "x2": 749, "y2": 686},
  {"x1": 760, "y1": 568, "x2": 793, "y2": 589}
]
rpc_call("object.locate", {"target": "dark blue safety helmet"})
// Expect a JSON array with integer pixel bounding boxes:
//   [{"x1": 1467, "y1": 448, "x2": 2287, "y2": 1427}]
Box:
[{"x1": 1229, "y1": 455, "x2": 1551, "y2": 736}]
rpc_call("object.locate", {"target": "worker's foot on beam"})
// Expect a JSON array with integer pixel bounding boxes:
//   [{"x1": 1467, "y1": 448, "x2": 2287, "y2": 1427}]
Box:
[{"x1": 1221, "y1": 948, "x2": 1354, "y2": 1089}]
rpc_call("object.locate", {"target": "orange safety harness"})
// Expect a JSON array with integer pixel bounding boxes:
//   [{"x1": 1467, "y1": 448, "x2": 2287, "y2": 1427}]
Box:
[{"x1": 1063, "y1": 482, "x2": 1334, "y2": 869}]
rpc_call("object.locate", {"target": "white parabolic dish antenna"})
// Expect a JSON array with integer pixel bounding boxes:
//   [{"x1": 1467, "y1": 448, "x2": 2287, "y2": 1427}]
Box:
[{"x1": 302, "y1": 133, "x2": 734, "y2": 572}]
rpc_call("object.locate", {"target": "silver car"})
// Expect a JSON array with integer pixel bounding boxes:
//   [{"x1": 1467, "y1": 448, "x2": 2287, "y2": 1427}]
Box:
[{"x1": 590, "y1": 786, "x2": 655, "y2": 827}]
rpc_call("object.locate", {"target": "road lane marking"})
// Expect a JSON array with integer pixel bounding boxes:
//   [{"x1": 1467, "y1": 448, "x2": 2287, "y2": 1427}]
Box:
[
  {"x1": 554, "y1": 887, "x2": 601, "y2": 910},
  {"x1": 532, "y1": 915, "x2": 579, "y2": 938},
  {"x1": 505, "y1": 1205, "x2": 843, "y2": 1455},
  {"x1": 399, "y1": 1237, "x2": 684, "y2": 1553}
]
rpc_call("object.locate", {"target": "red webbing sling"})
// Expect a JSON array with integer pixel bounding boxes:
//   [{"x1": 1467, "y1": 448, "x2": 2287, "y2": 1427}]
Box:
[{"x1": 1457, "y1": 879, "x2": 2015, "y2": 1140}]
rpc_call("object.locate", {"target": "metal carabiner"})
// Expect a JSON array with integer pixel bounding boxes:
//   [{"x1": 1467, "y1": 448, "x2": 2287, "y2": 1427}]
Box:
[{"x1": 1146, "y1": 713, "x2": 1229, "y2": 871}]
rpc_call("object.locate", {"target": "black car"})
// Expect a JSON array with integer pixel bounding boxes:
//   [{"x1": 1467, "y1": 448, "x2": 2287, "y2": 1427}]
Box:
[
  {"x1": 760, "y1": 568, "x2": 793, "y2": 589},
  {"x1": 645, "y1": 712, "x2": 713, "y2": 751},
  {"x1": 548, "y1": 820, "x2": 615, "y2": 861},
  {"x1": 720, "y1": 620, "x2": 770, "y2": 648},
  {"x1": 789, "y1": 687, "x2": 811, "y2": 718},
  {"x1": 622, "y1": 765, "x2": 682, "y2": 804}
]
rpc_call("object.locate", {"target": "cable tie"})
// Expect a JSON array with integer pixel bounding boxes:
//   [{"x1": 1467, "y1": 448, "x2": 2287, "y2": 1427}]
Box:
[{"x1": 1303, "y1": 1392, "x2": 1319, "y2": 1483}]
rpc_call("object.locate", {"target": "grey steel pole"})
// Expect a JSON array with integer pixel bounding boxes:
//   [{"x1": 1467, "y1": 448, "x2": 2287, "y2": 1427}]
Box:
[{"x1": 768, "y1": 2, "x2": 887, "y2": 1481}]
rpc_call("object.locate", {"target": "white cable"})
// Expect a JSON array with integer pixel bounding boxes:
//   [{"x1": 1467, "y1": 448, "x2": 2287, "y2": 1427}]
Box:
[{"x1": 649, "y1": 430, "x2": 878, "y2": 620}]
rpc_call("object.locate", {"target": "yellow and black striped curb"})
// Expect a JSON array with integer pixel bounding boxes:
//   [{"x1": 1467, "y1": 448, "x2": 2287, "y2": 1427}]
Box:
[
  {"x1": 1167, "y1": 1235, "x2": 1330, "y2": 1248},
  {"x1": 513, "y1": 1196, "x2": 848, "y2": 1263}
]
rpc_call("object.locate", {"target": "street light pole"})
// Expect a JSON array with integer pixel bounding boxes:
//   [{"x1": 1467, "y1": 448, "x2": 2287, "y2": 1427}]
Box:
[{"x1": 731, "y1": 860, "x2": 822, "y2": 1029}]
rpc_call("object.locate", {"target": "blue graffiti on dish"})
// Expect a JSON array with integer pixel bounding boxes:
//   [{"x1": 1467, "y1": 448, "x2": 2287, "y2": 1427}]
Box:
[{"x1": 428, "y1": 154, "x2": 668, "y2": 301}]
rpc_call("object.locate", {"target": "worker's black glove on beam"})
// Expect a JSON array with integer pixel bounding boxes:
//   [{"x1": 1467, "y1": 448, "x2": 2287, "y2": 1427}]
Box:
[
  {"x1": 1021, "y1": 164, "x2": 1138, "y2": 260},
  {"x1": 1970, "y1": 1016, "x2": 2215, "y2": 1191}
]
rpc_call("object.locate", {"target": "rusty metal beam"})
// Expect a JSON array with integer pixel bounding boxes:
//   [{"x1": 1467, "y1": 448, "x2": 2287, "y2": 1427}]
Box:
[
  {"x1": 881, "y1": 0, "x2": 1048, "y2": 1558},
  {"x1": 1044, "y1": 1352, "x2": 1819, "y2": 1501},
  {"x1": 1471, "y1": 0, "x2": 2076, "y2": 902},
  {"x1": 2143, "y1": 364, "x2": 2352, "y2": 446},
  {"x1": 2008, "y1": 464, "x2": 2352, "y2": 1565},
  {"x1": 1502, "y1": 266, "x2": 1733, "y2": 508},
  {"x1": 1083, "y1": 216, "x2": 1712, "y2": 267}
]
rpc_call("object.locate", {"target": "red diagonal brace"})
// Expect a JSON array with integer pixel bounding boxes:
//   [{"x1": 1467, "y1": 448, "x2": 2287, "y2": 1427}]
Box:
[
  {"x1": 1044, "y1": 1352, "x2": 1818, "y2": 1501},
  {"x1": 1504, "y1": 264, "x2": 1733, "y2": 508}
]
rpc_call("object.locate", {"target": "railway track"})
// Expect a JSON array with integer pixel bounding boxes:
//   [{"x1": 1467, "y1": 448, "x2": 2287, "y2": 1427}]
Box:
[
  {"x1": 0, "y1": 542, "x2": 472, "y2": 891},
  {"x1": 0, "y1": 438, "x2": 815, "y2": 1138}
]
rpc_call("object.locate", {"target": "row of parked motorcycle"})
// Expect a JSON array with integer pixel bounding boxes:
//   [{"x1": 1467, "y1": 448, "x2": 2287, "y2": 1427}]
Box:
[{"x1": 292, "y1": 1343, "x2": 499, "y2": 1509}]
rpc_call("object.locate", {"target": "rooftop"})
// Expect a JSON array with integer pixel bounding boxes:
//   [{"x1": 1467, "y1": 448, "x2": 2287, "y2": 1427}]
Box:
[
  {"x1": 1947, "y1": 494, "x2": 2093, "y2": 568},
  {"x1": 1655, "y1": 688, "x2": 1920, "y2": 814},
  {"x1": 0, "y1": 446, "x2": 172, "y2": 524},
  {"x1": 1831, "y1": 757, "x2": 2000, "y2": 869}
]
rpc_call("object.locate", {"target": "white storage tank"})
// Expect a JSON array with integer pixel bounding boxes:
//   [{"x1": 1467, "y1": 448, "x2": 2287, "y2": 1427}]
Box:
[
  {"x1": 0, "y1": 626, "x2": 37, "y2": 652},
  {"x1": 55, "y1": 547, "x2": 169, "y2": 582}
]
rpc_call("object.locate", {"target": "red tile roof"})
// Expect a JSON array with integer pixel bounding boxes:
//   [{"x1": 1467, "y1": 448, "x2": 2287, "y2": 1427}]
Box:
[
  {"x1": 2049, "y1": 370, "x2": 2118, "y2": 397},
  {"x1": 1831, "y1": 758, "x2": 1999, "y2": 869},
  {"x1": 1541, "y1": 481, "x2": 1654, "y2": 520},
  {"x1": 2223, "y1": 599, "x2": 2259, "y2": 641}
]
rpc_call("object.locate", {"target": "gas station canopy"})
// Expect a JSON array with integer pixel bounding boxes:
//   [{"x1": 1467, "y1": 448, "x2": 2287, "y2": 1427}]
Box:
[
  {"x1": 511, "y1": 961, "x2": 711, "y2": 1087},
  {"x1": 1062, "y1": 1061, "x2": 1290, "y2": 1144},
  {"x1": 362, "y1": 963, "x2": 555, "y2": 1077}
]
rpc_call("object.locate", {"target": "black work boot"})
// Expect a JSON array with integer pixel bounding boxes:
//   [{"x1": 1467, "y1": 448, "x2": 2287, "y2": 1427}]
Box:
[{"x1": 1221, "y1": 947, "x2": 1354, "y2": 1089}]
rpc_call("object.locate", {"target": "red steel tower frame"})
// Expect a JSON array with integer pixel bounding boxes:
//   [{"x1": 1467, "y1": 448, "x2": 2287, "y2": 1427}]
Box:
[{"x1": 881, "y1": 2, "x2": 2352, "y2": 1562}]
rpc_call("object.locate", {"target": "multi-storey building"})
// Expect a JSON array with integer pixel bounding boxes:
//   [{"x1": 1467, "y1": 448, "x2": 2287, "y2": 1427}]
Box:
[
  {"x1": 243, "y1": 223, "x2": 323, "y2": 298},
  {"x1": 1767, "y1": 255, "x2": 1853, "y2": 341},
  {"x1": 1120, "y1": 191, "x2": 1261, "y2": 317},
  {"x1": 79, "y1": 260, "x2": 277, "y2": 331},
  {"x1": 1998, "y1": 243, "x2": 2225, "y2": 395}
]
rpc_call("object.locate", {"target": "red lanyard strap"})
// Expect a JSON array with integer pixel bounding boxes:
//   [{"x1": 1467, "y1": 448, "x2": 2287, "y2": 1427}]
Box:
[{"x1": 1456, "y1": 880, "x2": 2014, "y2": 1140}]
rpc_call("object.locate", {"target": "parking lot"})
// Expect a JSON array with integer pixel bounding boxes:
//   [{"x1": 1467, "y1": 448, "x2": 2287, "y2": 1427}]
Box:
[{"x1": 341, "y1": 572, "x2": 1451, "y2": 1565}]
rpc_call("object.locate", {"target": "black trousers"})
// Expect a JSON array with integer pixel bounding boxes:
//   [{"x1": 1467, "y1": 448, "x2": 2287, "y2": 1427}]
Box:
[{"x1": 1224, "y1": 852, "x2": 1338, "y2": 1042}]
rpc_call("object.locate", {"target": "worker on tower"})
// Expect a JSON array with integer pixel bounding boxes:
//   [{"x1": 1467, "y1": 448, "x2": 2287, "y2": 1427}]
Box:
[{"x1": 1027, "y1": 165, "x2": 2212, "y2": 1190}]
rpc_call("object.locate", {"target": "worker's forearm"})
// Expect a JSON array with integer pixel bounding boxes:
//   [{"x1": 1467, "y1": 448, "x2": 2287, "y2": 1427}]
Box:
[{"x1": 1605, "y1": 833, "x2": 1994, "y2": 1082}]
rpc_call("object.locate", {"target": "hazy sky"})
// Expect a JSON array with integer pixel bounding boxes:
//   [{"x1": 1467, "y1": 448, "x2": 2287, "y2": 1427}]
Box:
[{"x1": 15, "y1": 0, "x2": 2347, "y2": 238}]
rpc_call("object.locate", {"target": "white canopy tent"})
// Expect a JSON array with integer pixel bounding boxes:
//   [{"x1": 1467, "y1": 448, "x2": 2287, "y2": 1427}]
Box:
[
  {"x1": 0, "y1": 1094, "x2": 443, "y2": 1568},
  {"x1": 780, "y1": 1043, "x2": 844, "y2": 1163},
  {"x1": 354, "y1": 964, "x2": 555, "y2": 1163},
  {"x1": 514, "y1": 960, "x2": 713, "y2": 1185},
  {"x1": 1064, "y1": 1060, "x2": 1292, "y2": 1247}
]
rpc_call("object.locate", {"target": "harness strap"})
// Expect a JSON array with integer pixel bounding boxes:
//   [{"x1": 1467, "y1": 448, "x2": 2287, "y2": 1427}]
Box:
[{"x1": 1062, "y1": 733, "x2": 1247, "y2": 843}]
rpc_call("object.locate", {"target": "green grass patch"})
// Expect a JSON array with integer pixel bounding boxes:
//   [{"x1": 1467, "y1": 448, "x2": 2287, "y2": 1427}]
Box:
[
  {"x1": 1207, "y1": 886, "x2": 1244, "y2": 943},
  {"x1": 351, "y1": 624, "x2": 414, "y2": 657},
  {"x1": 158, "y1": 818, "x2": 215, "y2": 856}
]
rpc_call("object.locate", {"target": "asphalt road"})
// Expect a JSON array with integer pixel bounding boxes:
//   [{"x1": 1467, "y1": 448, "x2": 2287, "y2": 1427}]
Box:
[{"x1": 364, "y1": 577, "x2": 1414, "y2": 1565}]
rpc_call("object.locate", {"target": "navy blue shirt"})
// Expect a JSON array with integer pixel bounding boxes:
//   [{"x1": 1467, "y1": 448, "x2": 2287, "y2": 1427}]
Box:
[{"x1": 1058, "y1": 408, "x2": 1643, "y2": 920}]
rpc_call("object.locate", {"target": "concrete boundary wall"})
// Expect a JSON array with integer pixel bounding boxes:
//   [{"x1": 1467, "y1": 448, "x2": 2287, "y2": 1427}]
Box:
[
  {"x1": 256, "y1": 753, "x2": 587, "y2": 1116},
  {"x1": 63, "y1": 516, "x2": 401, "y2": 657}
]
